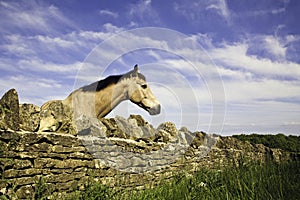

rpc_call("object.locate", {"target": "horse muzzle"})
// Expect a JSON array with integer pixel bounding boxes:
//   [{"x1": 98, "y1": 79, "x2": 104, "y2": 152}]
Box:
[{"x1": 149, "y1": 104, "x2": 161, "y2": 115}]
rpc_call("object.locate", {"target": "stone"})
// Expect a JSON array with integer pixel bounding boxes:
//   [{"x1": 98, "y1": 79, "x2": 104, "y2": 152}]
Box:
[
  {"x1": 190, "y1": 131, "x2": 206, "y2": 148},
  {"x1": 13, "y1": 159, "x2": 32, "y2": 169},
  {"x1": 34, "y1": 158, "x2": 93, "y2": 169},
  {"x1": 0, "y1": 89, "x2": 20, "y2": 131},
  {"x1": 39, "y1": 100, "x2": 76, "y2": 135},
  {"x1": 128, "y1": 115, "x2": 157, "y2": 141},
  {"x1": 3, "y1": 168, "x2": 43, "y2": 178},
  {"x1": 128, "y1": 114, "x2": 147, "y2": 126},
  {"x1": 178, "y1": 127, "x2": 195, "y2": 145},
  {"x1": 155, "y1": 130, "x2": 172, "y2": 143},
  {"x1": 115, "y1": 116, "x2": 143, "y2": 140},
  {"x1": 44, "y1": 172, "x2": 86, "y2": 183},
  {"x1": 15, "y1": 185, "x2": 34, "y2": 199},
  {"x1": 19, "y1": 103, "x2": 40, "y2": 132},
  {"x1": 157, "y1": 122, "x2": 178, "y2": 137},
  {"x1": 100, "y1": 118, "x2": 127, "y2": 139},
  {"x1": 0, "y1": 130, "x2": 20, "y2": 141},
  {"x1": 155, "y1": 122, "x2": 178, "y2": 143},
  {"x1": 75, "y1": 115, "x2": 107, "y2": 138},
  {"x1": 99, "y1": 115, "x2": 157, "y2": 142},
  {"x1": 44, "y1": 133, "x2": 80, "y2": 147}
]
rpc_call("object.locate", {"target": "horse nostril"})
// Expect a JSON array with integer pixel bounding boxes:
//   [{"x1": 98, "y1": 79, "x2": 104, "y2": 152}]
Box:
[
  {"x1": 149, "y1": 104, "x2": 161, "y2": 115},
  {"x1": 157, "y1": 104, "x2": 161, "y2": 113}
]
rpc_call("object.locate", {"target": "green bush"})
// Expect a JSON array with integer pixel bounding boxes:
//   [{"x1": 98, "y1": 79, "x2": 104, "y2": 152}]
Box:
[{"x1": 233, "y1": 133, "x2": 300, "y2": 152}]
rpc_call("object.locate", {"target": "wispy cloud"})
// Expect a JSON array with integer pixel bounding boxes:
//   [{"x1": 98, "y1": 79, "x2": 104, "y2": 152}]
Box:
[
  {"x1": 209, "y1": 41, "x2": 300, "y2": 80},
  {"x1": 128, "y1": 0, "x2": 161, "y2": 25},
  {"x1": 247, "y1": 34, "x2": 300, "y2": 62},
  {"x1": 241, "y1": 7, "x2": 286, "y2": 17},
  {"x1": 174, "y1": 0, "x2": 231, "y2": 23},
  {"x1": 0, "y1": 75, "x2": 70, "y2": 105},
  {"x1": 0, "y1": 0, "x2": 76, "y2": 35},
  {"x1": 99, "y1": 9, "x2": 119, "y2": 18},
  {"x1": 205, "y1": 0, "x2": 230, "y2": 22}
]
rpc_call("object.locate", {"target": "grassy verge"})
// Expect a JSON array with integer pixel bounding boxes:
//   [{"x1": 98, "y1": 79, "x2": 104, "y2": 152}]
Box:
[{"x1": 63, "y1": 160, "x2": 299, "y2": 200}]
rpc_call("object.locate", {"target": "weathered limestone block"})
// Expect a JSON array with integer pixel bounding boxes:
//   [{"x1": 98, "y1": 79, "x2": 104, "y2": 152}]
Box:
[
  {"x1": 25, "y1": 142, "x2": 52, "y2": 153},
  {"x1": 3, "y1": 168, "x2": 43, "y2": 178},
  {"x1": 155, "y1": 130, "x2": 172, "y2": 143},
  {"x1": 157, "y1": 122, "x2": 178, "y2": 137},
  {"x1": 12, "y1": 159, "x2": 32, "y2": 170},
  {"x1": 43, "y1": 132, "x2": 81, "y2": 147},
  {"x1": 44, "y1": 172, "x2": 86, "y2": 183},
  {"x1": 190, "y1": 131, "x2": 206, "y2": 148},
  {"x1": 15, "y1": 185, "x2": 34, "y2": 199},
  {"x1": 115, "y1": 116, "x2": 142, "y2": 140},
  {"x1": 39, "y1": 100, "x2": 77, "y2": 135},
  {"x1": 177, "y1": 127, "x2": 193, "y2": 145},
  {"x1": 156, "y1": 122, "x2": 178, "y2": 143},
  {"x1": 55, "y1": 180, "x2": 80, "y2": 191},
  {"x1": 100, "y1": 117, "x2": 127, "y2": 139},
  {"x1": 19, "y1": 103, "x2": 40, "y2": 132},
  {"x1": 128, "y1": 115, "x2": 157, "y2": 141},
  {"x1": 0, "y1": 89, "x2": 20, "y2": 131},
  {"x1": 68, "y1": 152, "x2": 93, "y2": 159},
  {"x1": 12, "y1": 176, "x2": 39, "y2": 187},
  {"x1": 34, "y1": 158, "x2": 94, "y2": 169},
  {"x1": 76, "y1": 115, "x2": 107, "y2": 138},
  {"x1": 128, "y1": 114, "x2": 147, "y2": 126},
  {"x1": 0, "y1": 130, "x2": 20, "y2": 141},
  {"x1": 51, "y1": 145, "x2": 86, "y2": 154},
  {"x1": 99, "y1": 115, "x2": 157, "y2": 142}
]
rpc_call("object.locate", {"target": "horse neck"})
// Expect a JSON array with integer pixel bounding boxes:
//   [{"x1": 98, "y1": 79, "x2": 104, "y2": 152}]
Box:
[{"x1": 94, "y1": 78, "x2": 130, "y2": 118}]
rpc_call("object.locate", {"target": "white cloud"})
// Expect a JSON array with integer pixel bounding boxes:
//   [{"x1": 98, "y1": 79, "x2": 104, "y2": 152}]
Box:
[
  {"x1": 174, "y1": 0, "x2": 231, "y2": 23},
  {"x1": 246, "y1": 35, "x2": 291, "y2": 61},
  {"x1": 0, "y1": 1, "x2": 75, "y2": 34},
  {"x1": 223, "y1": 78, "x2": 300, "y2": 102},
  {"x1": 99, "y1": 9, "x2": 119, "y2": 18},
  {"x1": 128, "y1": 0, "x2": 160, "y2": 25},
  {"x1": 17, "y1": 59, "x2": 82, "y2": 73},
  {"x1": 271, "y1": 7, "x2": 286, "y2": 14},
  {"x1": 34, "y1": 35, "x2": 75, "y2": 48},
  {"x1": 0, "y1": 75, "x2": 71, "y2": 105},
  {"x1": 263, "y1": 36, "x2": 286, "y2": 59},
  {"x1": 210, "y1": 42, "x2": 300, "y2": 80},
  {"x1": 102, "y1": 23, "x2": 124, "y2": 33},
  {"x1": 206, "y1": 0, "x2": 230, "y2": 22}
]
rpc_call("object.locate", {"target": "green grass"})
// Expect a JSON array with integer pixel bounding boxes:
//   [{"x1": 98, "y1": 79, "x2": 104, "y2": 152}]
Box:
[{"x1": 64, "y1": 160, "x2": 300, "y2": 200}]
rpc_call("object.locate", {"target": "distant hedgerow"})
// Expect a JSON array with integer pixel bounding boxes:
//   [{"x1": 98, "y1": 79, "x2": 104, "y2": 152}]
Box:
[{"x1": 233, "y1": 133, "x2": 300, "y2": 152}]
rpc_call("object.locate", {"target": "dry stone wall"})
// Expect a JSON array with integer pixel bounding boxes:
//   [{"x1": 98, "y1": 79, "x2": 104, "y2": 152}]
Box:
[
  {"x1": 0, "y1": 128, "x2": 297, "y2": 199},
  {"x1": 0, "y1": 88, "x2": 298, "y2": 199}
]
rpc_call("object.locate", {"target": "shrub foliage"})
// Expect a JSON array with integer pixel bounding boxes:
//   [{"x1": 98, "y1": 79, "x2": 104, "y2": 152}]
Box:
[{"x1": 233, "y1": 133, "x2": 300, "y2": 152}]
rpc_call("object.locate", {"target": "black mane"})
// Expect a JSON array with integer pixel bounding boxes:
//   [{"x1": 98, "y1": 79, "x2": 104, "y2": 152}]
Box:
[
  {"x1": 81, "y1": 71, "x2": 146, "y2": 92},
  {"x1": 96, "y1": 75, "x2": 122, "y2": 91}
]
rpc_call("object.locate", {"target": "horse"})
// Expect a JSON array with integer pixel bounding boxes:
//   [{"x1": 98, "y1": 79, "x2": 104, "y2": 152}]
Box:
[{"x1": 38, "y1": 65, "x2": 161, "y2": 133}]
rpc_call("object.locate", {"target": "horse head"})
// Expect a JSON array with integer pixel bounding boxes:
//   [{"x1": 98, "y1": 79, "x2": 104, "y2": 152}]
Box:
[{"x1": 125, "y1": 65, "x2": 161, "y2": 115}]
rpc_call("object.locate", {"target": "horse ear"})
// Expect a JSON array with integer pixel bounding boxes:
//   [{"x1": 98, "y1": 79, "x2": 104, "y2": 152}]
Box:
[{"x1": 133, "y1": 64, "x2": 139, "y2": 74}]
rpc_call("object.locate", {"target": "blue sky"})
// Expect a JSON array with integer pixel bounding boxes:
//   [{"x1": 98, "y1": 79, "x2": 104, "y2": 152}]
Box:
[{"x1": 0, "y1": 0, "x2": 299, "y2": 135}]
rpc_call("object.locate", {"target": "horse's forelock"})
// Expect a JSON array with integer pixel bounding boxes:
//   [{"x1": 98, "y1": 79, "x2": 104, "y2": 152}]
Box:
[
  {"x1": 137, "y1": 73, "x2": 146, "y2": 81},
  {"x1": 121, "y1": 71, "x2": 146, "y2": 81}
]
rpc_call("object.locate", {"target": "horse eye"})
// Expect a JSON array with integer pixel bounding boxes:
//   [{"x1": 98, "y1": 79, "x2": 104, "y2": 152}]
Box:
[{"x1": 141, "y1": 84, "x2": 147, "y2": 89}]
